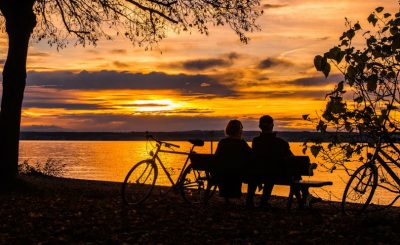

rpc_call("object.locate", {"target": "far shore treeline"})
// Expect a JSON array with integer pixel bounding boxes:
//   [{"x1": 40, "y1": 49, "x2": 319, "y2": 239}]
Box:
[{"x1": 19, "y1": 131, "x2": 400, "y2": 143}]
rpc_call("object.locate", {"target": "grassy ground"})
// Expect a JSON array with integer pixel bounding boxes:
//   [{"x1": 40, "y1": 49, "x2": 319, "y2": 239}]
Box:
[{"x1": 0, "y1": 175, "x2": 399, "y2": 244}]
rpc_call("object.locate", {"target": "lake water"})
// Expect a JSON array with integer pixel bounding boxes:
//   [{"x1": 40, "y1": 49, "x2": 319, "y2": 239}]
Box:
[{"x1": 19, "y1": 140, "x2": 400, "y2": 205}]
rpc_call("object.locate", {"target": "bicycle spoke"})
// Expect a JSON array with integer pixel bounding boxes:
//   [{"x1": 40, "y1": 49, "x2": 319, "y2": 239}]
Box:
[
  {"x1": 342, "y1": 164, "x2": 377, "y2": 215},
  {"x1": 122, "y1": 160, "x2": 158, "y2": 205},
  {"x1": 180, "y1": 165, "x2": 213, "y2": 205}
]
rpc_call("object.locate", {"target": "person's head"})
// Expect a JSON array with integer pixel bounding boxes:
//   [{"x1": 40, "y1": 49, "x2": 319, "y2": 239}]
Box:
[
  {"x1": 225, "y1": 119, "x2": 243, "y2": 138},
  {"x1": 259, "y1": 115, "x2": 274, "y2": 132}
]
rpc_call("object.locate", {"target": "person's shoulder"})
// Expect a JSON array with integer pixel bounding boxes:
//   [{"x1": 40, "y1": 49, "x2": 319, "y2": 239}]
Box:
[
  {"x1": 274, "y1": 136, "x2": 289, "y2": 145},
  {"x1": 218, "y1": 137, "x2": 230, "y2": 144},
  {"x1": 252, "y1": 134, "x2": 263, "y2": 143},
  {"x1": 219, "y1": 137, "x2": 227, "y2": 142},
  {"x1": 240, "y1": 138, "x2": 250, "y2": 146}
]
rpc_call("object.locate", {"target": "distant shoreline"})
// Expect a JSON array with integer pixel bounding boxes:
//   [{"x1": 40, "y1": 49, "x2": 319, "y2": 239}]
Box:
[{"x1": 19, "y1": 131, "x2": 385, "y2": 143}]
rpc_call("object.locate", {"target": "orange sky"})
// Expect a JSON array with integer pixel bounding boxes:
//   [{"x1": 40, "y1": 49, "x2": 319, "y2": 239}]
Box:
[{"x1": 1, "y1": 0, "x2": 399, "y2": 132}]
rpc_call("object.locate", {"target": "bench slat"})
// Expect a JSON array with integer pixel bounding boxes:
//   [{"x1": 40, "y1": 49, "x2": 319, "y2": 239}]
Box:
[{"x1": 293, "y1": 180, "x2": 333, "y2": 187}]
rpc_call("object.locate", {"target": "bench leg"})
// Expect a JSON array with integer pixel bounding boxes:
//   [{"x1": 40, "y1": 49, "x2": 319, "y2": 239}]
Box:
[
  {"x1": 204, "y1": 183, "x2": 213, "y2": 205},
  {"x1": 301, "y1": 187, "x2": 310, "y2": 208},
  {"x1": 288, "y1": 185, "x2": 304, "y2": 209},
  {"x1": 287, "y1": 186, "x2": 294, "y2": 210}
]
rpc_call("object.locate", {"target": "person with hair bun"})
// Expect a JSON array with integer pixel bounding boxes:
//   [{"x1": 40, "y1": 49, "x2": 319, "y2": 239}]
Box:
[{"x1": 214, "y1": 120, "x2": 251, "y2": 201}]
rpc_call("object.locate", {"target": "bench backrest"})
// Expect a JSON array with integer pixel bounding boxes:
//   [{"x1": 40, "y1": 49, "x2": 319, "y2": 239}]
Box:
[
  {"x1": 189, "y1": 154, "x2": 313, "y2": 177},
  {"x1": 284, "y1": 156, "x2": 313, "y2": 176},
  {"x1": 189, "y1": 153, "x2": 215, "y2": 171}
]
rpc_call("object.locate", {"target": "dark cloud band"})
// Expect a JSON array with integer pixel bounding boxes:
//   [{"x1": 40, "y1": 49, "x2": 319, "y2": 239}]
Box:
[{"x1": 26, "y1": 70, "x2": 235, "y2": 97}]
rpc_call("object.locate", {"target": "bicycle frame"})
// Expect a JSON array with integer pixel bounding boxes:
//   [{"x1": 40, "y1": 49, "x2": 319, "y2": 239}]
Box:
[
  {"x1": 341, "y1": 136, "x2": 400, "y2": 212},
  {"x1": 374, "y1": 144, "x2": 400, "y2": 189},
  {"x1": 148, "y1": 140, "x2": 198, "y2": 187}
]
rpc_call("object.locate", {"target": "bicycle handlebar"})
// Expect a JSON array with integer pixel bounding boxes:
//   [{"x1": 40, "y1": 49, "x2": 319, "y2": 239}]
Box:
[{"x1": 145, "y1": 133, "x2": 180, "y2": 149}]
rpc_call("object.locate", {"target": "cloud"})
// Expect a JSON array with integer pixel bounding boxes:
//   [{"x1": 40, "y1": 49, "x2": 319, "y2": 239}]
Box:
[
  {"x1": 182, "y1": 58, "x2": 232, "y2": 70},
  {"x1": 21, "y1": 125, "x2": 66, "y2": 132},
  {"x1": 22, "y1": 102, "x2": 107, "y2": 110},
  {"x1": 290, "y1": 74, "x2": 342, "y2": 86},
  {"x1": 86, "y1": 50, "x2": 99, "y2": 55},
  {"x1": 110, "y1": 49, "x2": 127, "y2": 54},
  {"x1": 240, "y1": 90, "x2": 327, "y2": 100},
  {"x1": 263, "y1": 3, "x2": 288, "y2": 9},
  {"x1": 318, "y1": 36, "x2": 330, "y2": 41},
  {"x1": 164, "y1": 53, "x2": 241, "y2": 71},
  {"x1": 226, "y1": 52, "x2": 240, "y2": 60},
  {"x1": 257, "y1": 58, "x2": 293, "y2": 69},
  {"x1": 29, "y1": 52, "x2": 50, "y2": 57},
  {"x1": 26, "y1": 70, "x2": 235, "y2": 97},
  {"x1": 51, "y1": 113, "x2": 247, "y2": 131},
  {"x1": 170, "y1": 108, "x2": 214, "y2": 114},
  {"x1": 113, "y1": 61, "x2": 129, "y2": 68},
  {"x1": 27, "y1": 113, "x2": 310, "y2": 132},
  {"x1": 131, "y1": 108, "x2": 215, "y2": 115}
]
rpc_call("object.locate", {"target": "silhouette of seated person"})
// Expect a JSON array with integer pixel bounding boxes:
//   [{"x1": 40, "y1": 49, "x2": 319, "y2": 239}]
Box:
[
  {"x1": 214, "y1": 120, "x2": 251, "y2": 200},
  {"x1": 247, "y1": 115, "x2": 307, "y2": 208}
]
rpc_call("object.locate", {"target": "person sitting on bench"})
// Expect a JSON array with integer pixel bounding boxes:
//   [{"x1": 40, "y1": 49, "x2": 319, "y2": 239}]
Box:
[
  {"x1": 247, "y1": 115, "x2": 321, "y2": 208},
  {"x1": 214, "y1": 120, "x2": 252, "y2": 201}
]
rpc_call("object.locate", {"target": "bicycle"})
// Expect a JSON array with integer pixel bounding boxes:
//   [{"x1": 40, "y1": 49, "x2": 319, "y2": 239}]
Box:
[
  {"x1": 121, "y1": 134, "x2": 214, "y2": 205},
  {"x1": 342, "y1": 136, "x2": 400, "y2": 214}
]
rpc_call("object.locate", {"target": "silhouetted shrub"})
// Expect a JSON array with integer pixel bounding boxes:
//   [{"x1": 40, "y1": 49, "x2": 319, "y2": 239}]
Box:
[{"x1": 19, "y1": 159, "x2": 66, "y2": 177}]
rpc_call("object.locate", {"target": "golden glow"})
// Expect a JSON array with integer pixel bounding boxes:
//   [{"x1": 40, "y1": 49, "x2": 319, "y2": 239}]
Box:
[
  {"x1": 129, "y1": 99, "x2": 182, "y2": 112},
  {"x1": 14, "y1": 1, "x2": 399, "y2": 131}
]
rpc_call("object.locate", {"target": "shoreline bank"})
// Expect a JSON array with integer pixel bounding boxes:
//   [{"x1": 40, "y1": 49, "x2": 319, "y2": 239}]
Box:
[{"x1": 0, "y1": 175, "x2": 399, "y2": 244}]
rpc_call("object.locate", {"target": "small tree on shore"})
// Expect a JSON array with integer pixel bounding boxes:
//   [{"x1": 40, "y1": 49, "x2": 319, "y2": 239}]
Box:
[
  {"x1": 305, "y1": 6, "x2": 400, "y2": 174},
  {"x1": 0, "y1": 0, "x2": 262, "y2": 186}
]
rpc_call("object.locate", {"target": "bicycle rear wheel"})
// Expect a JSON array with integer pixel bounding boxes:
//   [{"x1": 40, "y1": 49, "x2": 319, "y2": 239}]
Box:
[
  {"x1": 179, "y1": 165, "x2": 215, "y2": 205},
  {"x1": 342, "y1": 163, "x2": 378, "y2": 215},
  {"x1": 122, "y1": 160, "x2": 158, "y2": 205}
]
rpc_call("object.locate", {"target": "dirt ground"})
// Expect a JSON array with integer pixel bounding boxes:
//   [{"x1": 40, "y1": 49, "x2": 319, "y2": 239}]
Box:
[{"x1": 0, "y1": 175, "x2": 399, "y2": 244}]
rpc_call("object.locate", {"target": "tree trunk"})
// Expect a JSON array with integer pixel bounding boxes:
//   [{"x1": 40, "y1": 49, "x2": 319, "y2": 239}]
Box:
[{"x1": 0, "y1": 0, "x2": 36, "y2": 186}]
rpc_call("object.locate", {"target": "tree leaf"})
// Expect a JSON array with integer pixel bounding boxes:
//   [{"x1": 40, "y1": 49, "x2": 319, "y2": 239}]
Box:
[
  {"x1": 367, "y1": 74, "x2": 378, "y2": 91},
  {"x1": 368, "y1": 13, "x2": 378, "y2": 26},
  {"x1": 325, "y1": 46, "x2": 344, "y2": 63},
  {"x1": 346, "y1": 66, "x2": 357, "y2": 85},
  {"x1": 337, "y1": 81, "x2": 344, "y2": 92},
  {"x1": 390, "y1": 27, "x2": 398, "y2": 36},
  {"x1": 322, "y1": 62, "x2": 331, "y2": 78},
  {"x1": 302, "y1": 146, "x2": 307, "y2": 154},
  {"x1": 354, "y1": 96, "x2": 363, "y2": 103},
  {"x1": 345, "y1": 29, "x2": 355, "y2": 39},
  {"x1": 314, "y1": 55, "x2": 324, "y2": 71},
  {"x1": 392, "y1": 35, "x2": 400, "y2": 50},
  {"x1": 375, "y1": 7, "x2": 384, "y2": 13},
  {"x1": 341, "y1": 39, "x2": 349, "y2": 46},
  {"x1": 310, "y1": 145, "x2": 322, "y2": 158}
]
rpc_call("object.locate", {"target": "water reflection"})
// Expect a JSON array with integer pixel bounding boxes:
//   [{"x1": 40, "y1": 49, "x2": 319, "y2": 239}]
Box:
[{"x1": 19, "y1": 140, "x2": 399, "y2": 205}]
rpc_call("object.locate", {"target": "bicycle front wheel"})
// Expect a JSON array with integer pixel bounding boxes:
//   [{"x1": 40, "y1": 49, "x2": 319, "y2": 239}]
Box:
[
  {"x1": 342, "y1": 163, "x2": 378, "y2": 214},
  {"x1": 122, "y1": 160, "x2": 158, "y2": 205},
  {"x1": 179, "y1": 165, "x2": 215, "y2": 205}
]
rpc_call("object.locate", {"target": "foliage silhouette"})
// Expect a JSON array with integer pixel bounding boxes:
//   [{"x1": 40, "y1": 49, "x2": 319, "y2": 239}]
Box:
[
  {"x1": 0, "y1": 0, "x2": 262, "y2": 185},
  {"x1": 19, "y1": 158, "x2": 66, "y2": 177},
  {"x1": 304, "y1": 5, "x2": 400, "y2": 175}
]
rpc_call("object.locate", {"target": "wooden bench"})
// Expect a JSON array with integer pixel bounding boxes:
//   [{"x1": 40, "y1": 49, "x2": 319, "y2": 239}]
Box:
[
  {"x1": 282, "y1": 156, "x2": 333, "y2": 208},
  {"x1": 189, "y1": 154, "x2": 333, "y2": 208}
]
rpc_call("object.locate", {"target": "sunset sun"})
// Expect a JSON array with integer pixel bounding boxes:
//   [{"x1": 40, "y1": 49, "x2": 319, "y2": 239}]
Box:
[{"x1": 130, "y1": 99, "x2": 181, "y2": 112}]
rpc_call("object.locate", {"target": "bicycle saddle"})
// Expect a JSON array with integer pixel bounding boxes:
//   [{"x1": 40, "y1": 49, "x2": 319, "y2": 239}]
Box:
[{"x1": 188, "y1": 139, "x2": 204, "y2": 146}]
